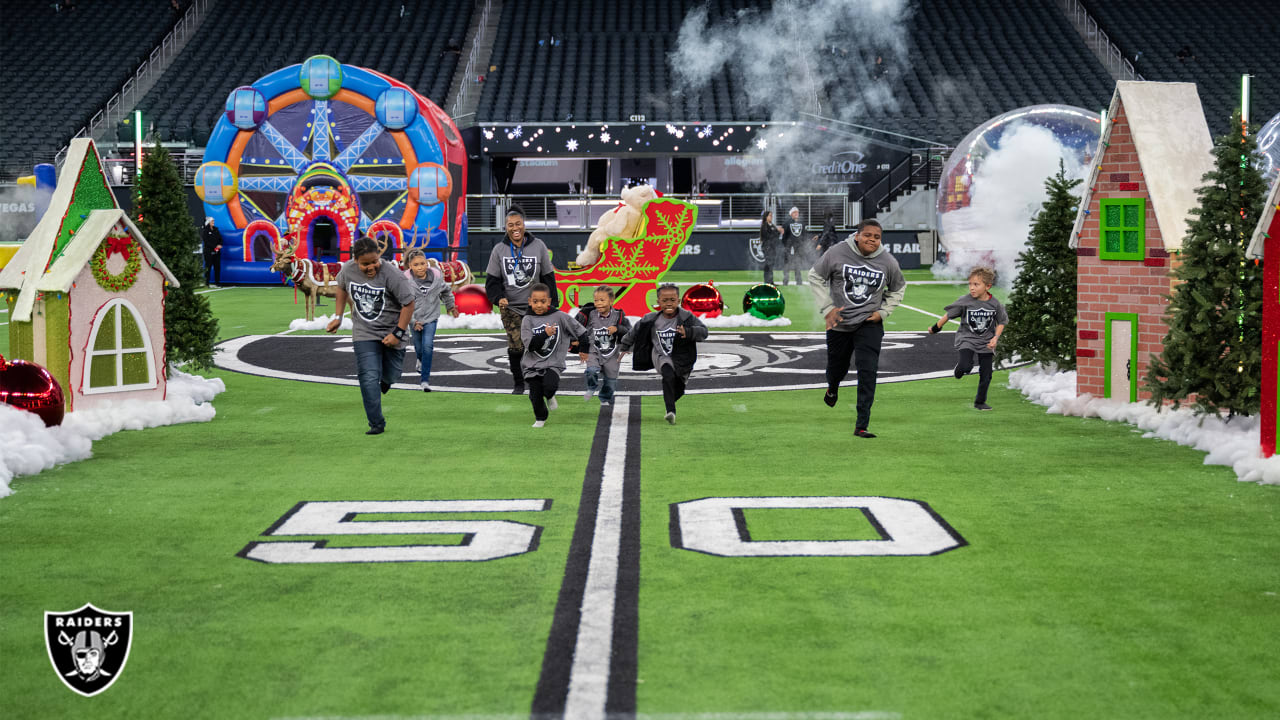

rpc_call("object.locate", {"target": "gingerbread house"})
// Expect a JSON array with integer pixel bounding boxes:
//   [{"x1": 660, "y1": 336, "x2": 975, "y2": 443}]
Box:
[
  {"x1": 0, "y1": 138, "x2": 178, "y2": 411},
  {"x1": 1070, "y1": 82, "x2": 1214, "y2": 402},
  {"x1": 1246, "y1": 177, "x2": 1280, "y2": 455}
]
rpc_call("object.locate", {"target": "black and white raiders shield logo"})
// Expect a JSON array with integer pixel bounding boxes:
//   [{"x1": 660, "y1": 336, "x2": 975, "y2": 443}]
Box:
[
  {"x1": 966, "y1": 307, "x2": 995, "y2": 334},
  {"x1": 45, "y1": 603, "x2": 133, "y2": 697},
  {"x1": 789, "y1": 221, "x2": 804, "y2": 238},
  {"x1": 503, "y1": 256, "x2": 538, "y2": 289},
  {"x1": 748, "y1": 236, "x2": 766, "y2": 264},
  {"x1": 657, "y1": 327, "x2": 678, "y2": 356},
  {"x1": 593, "y1": 327, "x2": 617, "y2": 358},
  {"x1": 532, "y1": 323, "x2": 560, "y2": 359},
  {"x1": 348, "y1": 283, "x2": 385, "y2": 322},
  {"x1": 842, "y1": 264, "x2": 885, "y2": 307}
]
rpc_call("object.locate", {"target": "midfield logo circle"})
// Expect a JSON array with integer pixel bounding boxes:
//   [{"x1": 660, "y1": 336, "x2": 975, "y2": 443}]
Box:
[{"x1": 216, "y1": 331, "x2": 966, "y2": 393}]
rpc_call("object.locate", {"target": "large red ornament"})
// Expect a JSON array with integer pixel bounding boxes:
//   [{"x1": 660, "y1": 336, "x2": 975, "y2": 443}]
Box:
[
  {"x1": 453, "y1": 283, "x2": 492, "y2": 315},
  {"x1": 681, "y1": 281, "x2": 725, "y2": 318},
  {"x1": 0, "y1": 355, "x2": 65, "y2": 427}
]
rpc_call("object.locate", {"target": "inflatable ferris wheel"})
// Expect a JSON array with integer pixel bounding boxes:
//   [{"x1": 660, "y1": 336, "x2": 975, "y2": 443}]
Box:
[{"x1": 196, "y1": 55, "x2": 467, "y2": 284}]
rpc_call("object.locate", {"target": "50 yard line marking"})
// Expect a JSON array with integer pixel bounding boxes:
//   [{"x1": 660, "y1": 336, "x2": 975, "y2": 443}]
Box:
[{"x1": 533, "y1": 397, "x2": 641, "y2": 719}]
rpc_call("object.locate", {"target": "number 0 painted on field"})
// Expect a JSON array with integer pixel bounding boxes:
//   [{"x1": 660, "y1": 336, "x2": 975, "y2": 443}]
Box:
[
  {"x1": 671, "y1": 496, "x2": 966, "y2": 557},
  {"x1": 238, "y1": 500, "x2": 550, "y2": 564}
]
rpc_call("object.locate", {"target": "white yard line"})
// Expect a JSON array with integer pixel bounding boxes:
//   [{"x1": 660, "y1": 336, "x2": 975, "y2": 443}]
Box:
[{"x1": 564, "y1": 397, "x2": 631, "y2": 720}]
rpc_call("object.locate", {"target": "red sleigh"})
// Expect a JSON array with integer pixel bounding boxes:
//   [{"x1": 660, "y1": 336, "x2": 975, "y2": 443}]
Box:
[{"x1": 554, "y1": 197, "x2": 698, "y2": 316}]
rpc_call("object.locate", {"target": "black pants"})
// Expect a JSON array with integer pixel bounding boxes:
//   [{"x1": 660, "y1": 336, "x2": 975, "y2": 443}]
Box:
[
  {"x1": 660, "y1": 364, "x2": 686, "y2": 414},
  {"x1": 825, "y1": 323, "x2": 884, "y2": 430},
  {"x1": 957, "y1": 349, "x2": 994, "y2": 405},
  {"x1": 203, "y1": 251, "x2": 220, "y2": 285},
  {"x1": 762, "y1": 245, "x2": 781, "y2": 285},
  {"x1": 527, "y1": 371, "x2": 560, "y2": 420},
  {"x1": 782, "y1": 245, "x2": 804, "y2": 285},
  {"x1": 508, "y1": 350, "x2": 525, "y2": 388}
]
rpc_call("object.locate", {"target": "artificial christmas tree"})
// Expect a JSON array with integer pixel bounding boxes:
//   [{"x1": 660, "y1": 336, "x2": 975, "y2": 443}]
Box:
[
  {"x1": 997, "y1": 162, "x2": 1080, "y2": 371},
  {"x1": 132, "y1": 141, "x2": 219, "y2": 370},
  {"x1": 1144, "y1": 110, "x2": 1268, "y2": 416}
]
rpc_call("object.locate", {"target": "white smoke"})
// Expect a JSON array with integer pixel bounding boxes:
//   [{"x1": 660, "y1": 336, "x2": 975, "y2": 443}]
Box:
[
  {"x1": 669, "y1": 0, "x2": 914, "y2": 193},
  {"x1": 935, "y1": 123, "x2": 1087, "y2": 285}
]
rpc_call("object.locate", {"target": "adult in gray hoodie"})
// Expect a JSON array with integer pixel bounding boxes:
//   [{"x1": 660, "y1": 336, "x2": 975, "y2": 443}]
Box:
[{"x1": 807, "y1": 219, "x2": 906, "y2": 438}]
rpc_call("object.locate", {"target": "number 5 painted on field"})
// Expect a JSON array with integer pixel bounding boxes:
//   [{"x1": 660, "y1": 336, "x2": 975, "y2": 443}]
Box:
[
  {"x1": 671, "y1": 496, "x2": 966, "y2": 557},
  {"x1": 237, "y1": 500, "x2": 551, "y2": 564}
]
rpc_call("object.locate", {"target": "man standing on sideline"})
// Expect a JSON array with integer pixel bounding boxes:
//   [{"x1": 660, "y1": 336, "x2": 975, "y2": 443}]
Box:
[
  {"x1": 777, "y1": 206, "x2": 806, "y2": 285},
  {"x1": 808, "y1": 219, "x2": 905, "y2": 438},
  {"x1": 486, "y1": 206, "x2": 559, "y2": 394},
  {"x1": 201, "y1": 216, "x2": 221, "y2": 287}
]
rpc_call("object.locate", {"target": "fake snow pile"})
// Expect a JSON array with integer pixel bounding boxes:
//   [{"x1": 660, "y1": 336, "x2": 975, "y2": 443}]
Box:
[
  {"x1": 700, "y1": 313, "x2": 792, "y2": 328},
  {"x1": 289, "y1": 314, "x2": 352, "y2": 331},
  {"x1": 0, "y1": 369, "x2": 225, "y2": 498},
  {"x1": 1009, "y1": 365, "x2": 1280, "y2": 485}
]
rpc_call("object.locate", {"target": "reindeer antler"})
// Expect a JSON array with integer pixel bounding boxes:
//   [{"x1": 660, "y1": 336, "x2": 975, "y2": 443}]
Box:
[{"x1": 402, "y1": 228, "x2": 429, "y2": 257}]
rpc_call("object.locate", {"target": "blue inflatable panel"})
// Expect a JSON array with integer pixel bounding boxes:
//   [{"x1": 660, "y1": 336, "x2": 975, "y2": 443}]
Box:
[{"x1": 254, "y1": 65, "x2": 303, "y2": 100}]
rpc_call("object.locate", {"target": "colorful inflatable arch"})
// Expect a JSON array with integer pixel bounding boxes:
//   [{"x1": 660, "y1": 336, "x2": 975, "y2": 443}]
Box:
[{"x1": 197, "y1": 56, "x2": 467, "y2": 283}]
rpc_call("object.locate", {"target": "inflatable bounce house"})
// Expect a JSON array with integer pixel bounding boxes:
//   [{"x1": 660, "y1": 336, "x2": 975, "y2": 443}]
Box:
[
  {"x1": 0, "y1": 138, "x2": 178, "y2": 411},
  {"x1": 1070, "y1": 81, "x2": 1213, "y2": 403},
  {"x1": 197, "y1": 55, "x2": 466, "y2": 283}
]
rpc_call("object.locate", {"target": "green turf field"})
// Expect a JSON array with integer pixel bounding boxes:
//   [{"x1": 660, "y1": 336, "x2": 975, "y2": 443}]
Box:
[{"x1": 2, "y1": 273, "x2": 1277, "y2": 719}]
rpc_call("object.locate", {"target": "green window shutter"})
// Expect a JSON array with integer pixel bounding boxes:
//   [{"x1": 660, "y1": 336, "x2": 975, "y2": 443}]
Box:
[
  {"x1": 1098, "y1": 198, "x2": 1145, "y2": 261},
  {"x1": 122, "y1": 352, "x2": 149, "y2": 385},
  {"x1": 120, "y1": 306, "x2": 144, "y2": 349},
  {"x1": 89, "y1": 355, "x2": 117, "y2": 388}
]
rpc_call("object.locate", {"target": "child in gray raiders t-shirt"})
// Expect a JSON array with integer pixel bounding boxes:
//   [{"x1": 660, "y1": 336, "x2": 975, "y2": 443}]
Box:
[
  {"x1": 520, "y1": 283, "x2": 588, "y2": 427},
  {"x1": 929, "y1": 266, "x2": 1007, "y2": 410},
  {"x1": 573, "y1": 285, "x2": 632, "y2": 407}
]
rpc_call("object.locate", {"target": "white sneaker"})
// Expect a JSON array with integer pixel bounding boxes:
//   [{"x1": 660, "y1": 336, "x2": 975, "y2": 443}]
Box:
[
  {"x1": 584, "y1": 387, "x2": 595, "y2": 401},
  {"x1": 665, "y1": 411, "x2": 676, "y2": 425},
  {"x1": 532, "y1": 420, "x2": 546, "y2": 428},
  {"x1": 547, "y1": 397, "x2": 558, "y2": 411},
  {"x1": 421, "y1": 382, "x2": 431, "y2": 392}
]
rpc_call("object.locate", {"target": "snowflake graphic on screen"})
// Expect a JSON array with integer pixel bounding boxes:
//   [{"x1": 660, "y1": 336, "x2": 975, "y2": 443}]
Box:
[
  {"x1": 566, "y1": 139, "x2": 579, "y2": 152},
  {"x1": 600, "y1": 132, "x2": 611, "y2": 143}
]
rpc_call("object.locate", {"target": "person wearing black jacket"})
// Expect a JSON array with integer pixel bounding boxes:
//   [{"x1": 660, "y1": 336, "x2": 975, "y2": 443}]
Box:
[
  {"x1": 200, "y1": 216, "x2": 222, "y2": 286},
  {"x1": 815, "y1": 211, "x2": 838, "y2": 256},
  {"x1": 485, "y1": 207, "x2": 559, "y2": 394},
  {"x1": 759, "y1": 209, "x2": 782, "y2": 285},
  {"x1": 618, "y1": 283, "x2": 709, "y2": 424}
]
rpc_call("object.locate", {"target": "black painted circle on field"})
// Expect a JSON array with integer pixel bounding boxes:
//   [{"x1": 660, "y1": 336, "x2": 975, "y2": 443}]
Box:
[{"x1": 216, "y1": 331, "x2": 969, "y2": 393}]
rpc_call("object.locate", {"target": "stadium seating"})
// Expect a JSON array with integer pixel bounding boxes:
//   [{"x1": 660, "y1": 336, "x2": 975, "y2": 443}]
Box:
[
  {"x1": 0, "y1": 0, "x2": 175, "y2": 178},
  {"x1": 474, "y1": 0, "x2": 1117, "y2": 146},
  {"x1": 135, "y1": 0, "x2": 473, "y2": 146},
  {"x1": 1079, "y1": 0, "x2": 1280, "y2": 137}
]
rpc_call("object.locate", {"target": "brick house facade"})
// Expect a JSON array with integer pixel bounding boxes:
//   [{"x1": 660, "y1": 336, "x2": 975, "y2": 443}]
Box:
[{"x1": 1070, "y1": 82, "x2": 1213, "y2": 402}]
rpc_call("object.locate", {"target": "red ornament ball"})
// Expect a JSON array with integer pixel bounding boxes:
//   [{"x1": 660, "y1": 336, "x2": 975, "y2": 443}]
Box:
[
  {"x1": 0, "y1": 356, "x2": 65, "y2": 427},
  {"x1": 453, "y1": 283, "x2": 492, "y2": 315},
  {"x1": 681, "y1": 281, "x2": 724, "y2": 318}
]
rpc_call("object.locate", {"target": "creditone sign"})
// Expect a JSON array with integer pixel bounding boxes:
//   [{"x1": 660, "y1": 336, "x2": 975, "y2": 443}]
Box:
[{"x1": 808, "y1": 146, "x2": 909, "y2": 187}]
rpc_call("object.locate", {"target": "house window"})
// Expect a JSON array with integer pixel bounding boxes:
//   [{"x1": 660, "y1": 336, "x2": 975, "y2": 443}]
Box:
[
  {"x1": 85, "y1": 299, "x2": 156, "y2": 393},
  {"x1": 1099, "y1": 198, "x2": 1145, "y2": 261}
]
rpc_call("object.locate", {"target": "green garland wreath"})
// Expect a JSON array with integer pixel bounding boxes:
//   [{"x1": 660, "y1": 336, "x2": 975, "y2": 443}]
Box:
[{"x1": 91, "y1": 235, "x2": 142, "y2": 292}]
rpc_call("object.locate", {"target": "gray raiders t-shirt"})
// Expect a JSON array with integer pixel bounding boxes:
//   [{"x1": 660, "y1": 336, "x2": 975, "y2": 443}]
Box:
[
  {"x1": 811, "y1": 241, "x2": 906, "y2": 330},
  {"x1": 520, "y1": 310, "x2": 587, "y2": 376},
  {"x1": 944, "y1": 294, "x2": 1008, "y2": 352},
  {"x1": 336, "y1": 259, "x2": 415, "y2": 342},
  {"x1": 651, "y1": 313, "x2": 680, "y2": 372},
  {"x1": 584, "y1": 308, "x2": 625, "y2": 374},
  {"x1": 486, "y1": 237, "x2": 553, "y2": 315}
]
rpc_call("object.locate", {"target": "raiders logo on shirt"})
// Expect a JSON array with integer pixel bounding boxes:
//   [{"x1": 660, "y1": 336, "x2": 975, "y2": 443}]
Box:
[
  {"x1": 789, "y1": 221, "x2": 804, "y2": 238},
  {"x1": 842, "y1": 264, "x2": 885, "y2": 307},
  {"x1": 503, "y1": 256, "x2": 538, "y2": 289},
  {"x1": 593, "y1": 327, "x2": 618, "y2": 357},
  {"x1": 532, "y1": 323, "x2": 560, "y2": 359},
  {"x1": 348, "y1": 283, "x2": 385, "y2": 321},
  {"x1": 967, "y1": 307, "x2": 996, "y2": 334},
  {"x1": 657, "y1": 327, "x2": 678, "y2": 356}
]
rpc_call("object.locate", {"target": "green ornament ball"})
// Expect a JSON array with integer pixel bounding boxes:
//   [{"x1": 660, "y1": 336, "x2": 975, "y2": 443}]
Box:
[{"x1": 743, "y1": 283, "x2": 785, "y2": 319}]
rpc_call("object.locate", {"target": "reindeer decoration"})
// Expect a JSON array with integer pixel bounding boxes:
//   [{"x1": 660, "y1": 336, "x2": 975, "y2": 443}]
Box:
[{"x1": 270, "y1": 236, "x2": 342, "y2": 322}]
